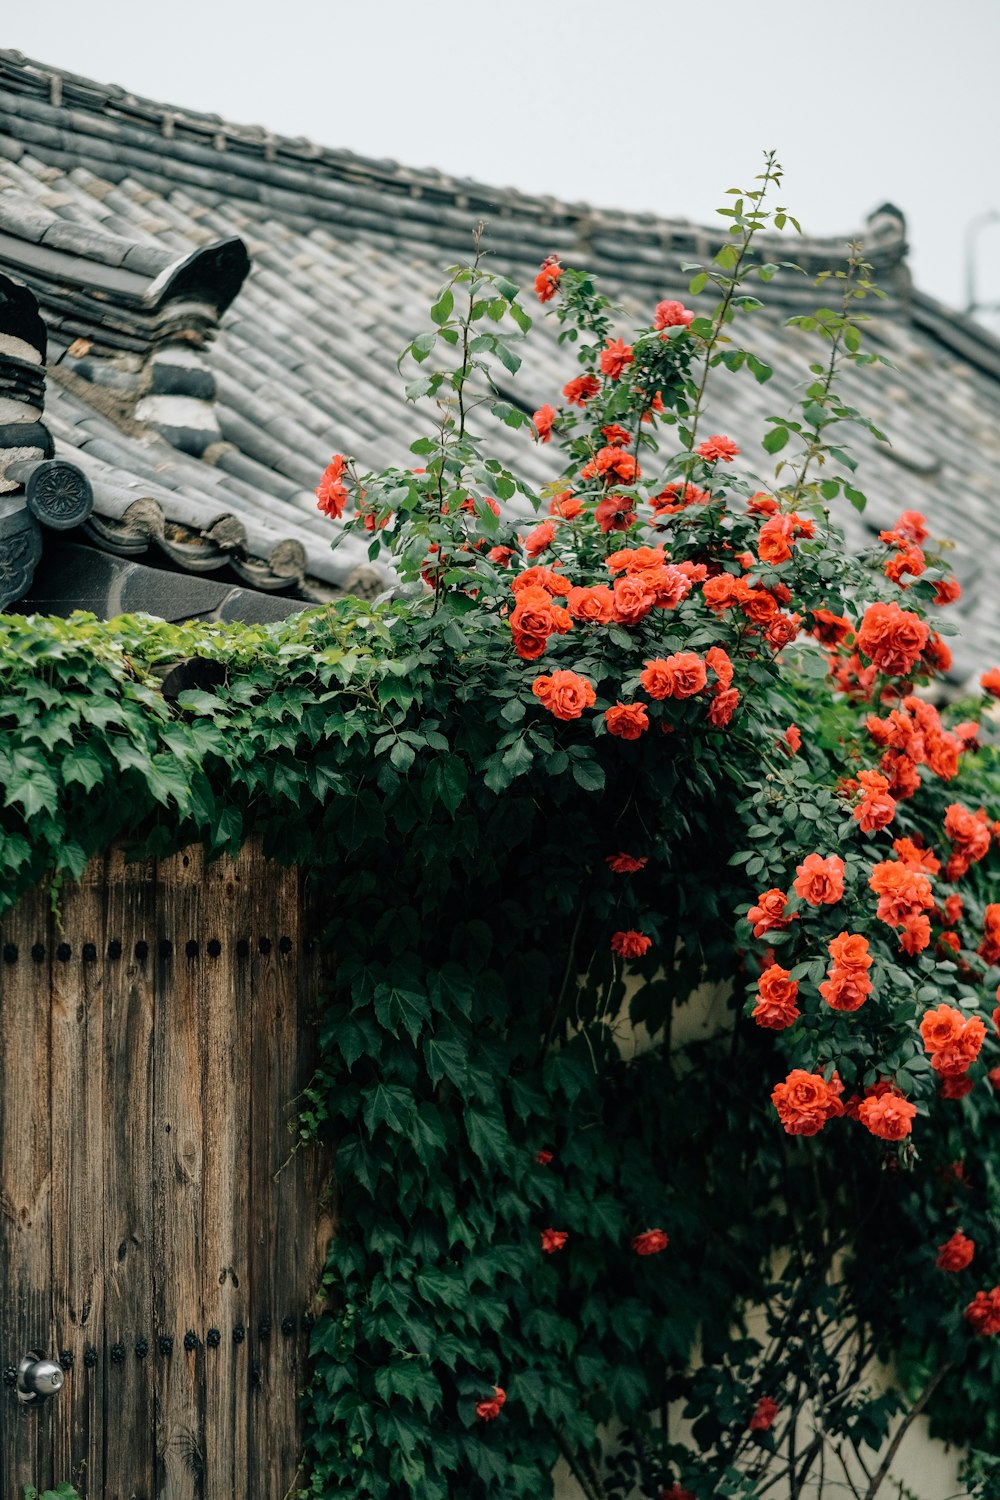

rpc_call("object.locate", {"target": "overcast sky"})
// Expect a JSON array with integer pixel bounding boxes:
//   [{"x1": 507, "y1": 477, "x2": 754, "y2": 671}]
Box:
[{"x1": 7, "y1": 0, "x2": 1000, "y2": 319}]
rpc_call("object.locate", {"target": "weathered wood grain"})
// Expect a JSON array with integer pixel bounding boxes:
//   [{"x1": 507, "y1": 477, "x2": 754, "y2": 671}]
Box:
[
  {"x1": 153, "y1": 847, "x2": 206, "y2": 1498},
  {"x1": 49, "y1": 854, "x2": 106, "y2": 1498},
  {"x1": 0, "y1": 840, "x2": 328, "y2": 1499},
  {"x1": 102, "y1": 849, "x2": 157, "y2": 1500},
  {"x1": 0, "y1": 882, "x2": 54, "y2": 1496},
  {"x1": 201, "y1": 847, "x2": 252, "y2": 1498},
  {"x1": 246, "y1": 844, "x2": 301, "y2": 1498}
]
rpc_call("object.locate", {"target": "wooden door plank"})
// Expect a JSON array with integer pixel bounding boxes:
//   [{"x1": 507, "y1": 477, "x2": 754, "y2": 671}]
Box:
[
  {"x1": 102, "y1": 850, "x2": 157, "y2": 1500},
  {"x1": 49, "y1": 855, "x2": 106, "y2": 1499},
  {"x1": 0, "y1": 886, "x2": 54, "y2": 1496},
  {"x1": 248, "y1": 847, "x2": 310, "y2": 1500},
  {"x1": 200, "y1": 847, "x2": 252, "y2": 1500},
  {"x1": 153, "y1": 846, "x2": 207, "y2": 1498}
]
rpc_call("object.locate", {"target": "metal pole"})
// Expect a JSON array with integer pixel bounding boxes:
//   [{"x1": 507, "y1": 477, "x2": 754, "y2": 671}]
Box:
[{"x1": 965, "y1": 209, "x2": 1000, "y2": 315}]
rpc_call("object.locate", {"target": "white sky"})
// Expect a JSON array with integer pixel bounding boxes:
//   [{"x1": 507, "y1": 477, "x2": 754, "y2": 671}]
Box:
[{"x1": 7, "y1": 0, "x2": 1000, "y2": 318}]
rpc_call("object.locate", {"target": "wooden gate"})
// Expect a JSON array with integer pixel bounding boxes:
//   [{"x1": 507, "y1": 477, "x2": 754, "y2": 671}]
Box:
[{"x1": 0, "y1": 840, "x2": 331, "y2": 1499}]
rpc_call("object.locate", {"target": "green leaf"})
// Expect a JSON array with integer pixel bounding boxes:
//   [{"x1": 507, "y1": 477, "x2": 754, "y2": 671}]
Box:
[
  {"x1": 373, "y1": 985, "x2": 430, "y2": 1043},
  {"x1": 572, "y1": 759, "x2": 605, "y2": 792},
  {"x1": 363, "y1": 1084, "x2": 416, "y2": 1135},
  {"x1": 430, "y1": 289, "x2": 454, "y2": 325},
  {"x1": 424, "y1": 1035, "x2": 470, "y2": 1089},
  {"x1": 762, "y1": 426, "x2": 790, "y2": 455},
  {"x1": 465, "y1": 1103, "x2": 509, "y2": 1164}
]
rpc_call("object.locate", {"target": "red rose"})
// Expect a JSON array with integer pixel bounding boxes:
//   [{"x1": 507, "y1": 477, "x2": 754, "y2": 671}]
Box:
[
  {"x1": 611, "y1": 930, "x2": 652, "y2": 959},
  {"x1": 541, "y1": 1228, "x2": 568, "y2": 1253},
  {"x1": 936, "y1": 1231, "x2": 974, "y2": 1272},
  {"x1": 476, "y1": 1385, "x2": 507, "y2": 1420},
  {"x1": 632, "y1": 1228, "x2": 669, "y2": 1255},
  {"x1": 965, "y1": 1288, "x2": 1000, "y2": 1336},
  {"x1": 749, "y1": 1396, "x2": 778, "y2": 1432},
  {"x1": 606, "y1": 852, "x2": 648, "y2": 874}
]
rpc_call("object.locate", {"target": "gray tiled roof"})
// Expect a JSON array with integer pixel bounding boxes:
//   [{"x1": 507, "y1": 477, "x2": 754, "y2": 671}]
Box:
[{"x1": 1, "y1": 49, "x2": 1000, "y2": 673}]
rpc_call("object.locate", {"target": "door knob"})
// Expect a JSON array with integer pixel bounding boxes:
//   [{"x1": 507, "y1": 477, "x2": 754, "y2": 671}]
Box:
[{"x1": 16, "y1": 1352, "x2": 64, "y2": 1404}]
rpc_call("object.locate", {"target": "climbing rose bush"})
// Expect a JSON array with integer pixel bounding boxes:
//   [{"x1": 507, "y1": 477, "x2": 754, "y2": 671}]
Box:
[{"x1": 303, "y1": 160, "x2": 1000, "y2": 1500}]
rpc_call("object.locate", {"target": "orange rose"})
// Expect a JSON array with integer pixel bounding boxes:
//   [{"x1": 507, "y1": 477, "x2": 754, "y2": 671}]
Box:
[
  {"x1": 857, "y1": 601, "x2": 930, "y2": 677},
  {"x1": 548, "y1": 490, "x2": 583, "y2": 519},
  {"x1": 944, "y1": 803, "x2": 991, "y2": 866},
  {"x1": 705, "y1": 646, "x2": 734, "y2": 689},
  {"x1": 899, "y1": 912, "x2": 931, "y2": 955},
  {"x1": 747, "y1": 889, "x2": 794, "y2": 939},
  {"x1": 981, "y1": 667, "x2": 1000, "y2": 699},
  {"x1": 827, "y1": 932, "x2": 872, "y2": 972},
  {"x1": 751, "y1": 965, "x2": 800, "y2": 1030},
  {"x1": 605, "y1": 703, "x2": 649, "y2": 740},
  {"x1": 512, "y1": 566, "x2": 570, "y2": 597},
  {"x1": 819, "y1": 968, "x2": 871, "y2": 1012},
  {"x1": 697, "y1": 434, "x2": 739, "y2": 462},
  {"x1": 771, "y1": 1069, "x2": 844, "y2": 1136},
  {"x1": 612, "y1": 573, "x2": 656, "y2": 625},
  {"x1": 706, "y1": 687, "x2": 740, "y2": 727},
  {"x1": 535, "y1": 256, "x2": 562, "y2": 302},
  {"x1": 606, "y1": 545, "x2": 666, "y2": 574},
  {"x1": 793, "y1": 853, "x2": 845, "y2": 906},
  {"x1": 640, "y1": 653, "x2": 707, "y2": 700},
  {"x1": 531, "y1": 670, "x2": 596, "y2": 720},
  {"x1": 919, "y1": 1004, "x2": 966, "y2": 1054},
  {"x1": 757, "y1": 514, "x2": 795, "y2": 565},
  {"x1": 567, "y1": 584, "x2": 615, "y2": 623},
  {"x1": 858, "y1": 1093, "x2": 917, "y2": 1140},
  {"x1": 563, "y1": 375, "x2": 600, "y2": 410},
  {"x1": 645, "y1": 565, "x2": 693, "y2": 610},
  {"x1": 868, "y1": 860, "x2": 933, "y2": 926},
  {"x1": 600, "y1": 337, "x2": 634, "y2": 380},
  {"x1": 701, "y1": 573, "x2": 745, "y2": 611},
  {"x1": 532, "y1": 404, "x2": 556, "y2": 443}
]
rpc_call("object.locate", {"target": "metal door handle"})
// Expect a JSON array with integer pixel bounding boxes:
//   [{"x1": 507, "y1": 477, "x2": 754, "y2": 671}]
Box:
[{"x1": 16, "y1": 1352, "x2": 64, "y2": 1404}]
